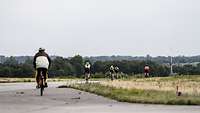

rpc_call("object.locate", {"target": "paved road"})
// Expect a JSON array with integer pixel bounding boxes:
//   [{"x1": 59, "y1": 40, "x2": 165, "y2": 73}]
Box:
[{"x1": 0, "y1": 82, "x2": 200, "y2": 113}]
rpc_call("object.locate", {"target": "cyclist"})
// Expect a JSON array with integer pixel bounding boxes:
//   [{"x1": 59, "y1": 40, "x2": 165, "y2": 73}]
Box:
[
  {"x1": 33, "y1": 48, "x2": 51, "y2": 88},
  {"x1": 144, "y1": 64, "x2": 150, "y2": 77},
  {"x1": 110, "y1": 65, "x2": 115, "y2": 80},
  {"x1": 114, "y1": 66, "x2": 119, "y2": 79},
  {"x1": 84, "y1": 62, "x2": 91, "y2": 82}
]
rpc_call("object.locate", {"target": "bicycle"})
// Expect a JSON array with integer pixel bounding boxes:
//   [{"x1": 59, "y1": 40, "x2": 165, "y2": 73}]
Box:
[
  {"x1": 110, "y1": 72, "x2": 115, "y2": 81},
  {"x1": 85, "y1": 72, "x2": 90, "y2": 83},
  {"x1": 38, "y1": 71, "x2": 45, "y2": 96},
  {"x1": 144, "y1": 72, "x2": 149, "y2": 78}
]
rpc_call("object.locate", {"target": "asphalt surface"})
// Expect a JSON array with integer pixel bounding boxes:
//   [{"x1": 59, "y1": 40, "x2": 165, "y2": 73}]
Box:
[{"x1": 0, "y1": 82, "x2": 200, "y2": 113}]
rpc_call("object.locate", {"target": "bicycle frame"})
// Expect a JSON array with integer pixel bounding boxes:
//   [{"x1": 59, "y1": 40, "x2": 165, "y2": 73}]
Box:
[
  {"x1": 85, "y1": 72, "x2": 90, "y2": 83},
  {"x1": 39, "y1": 71, "x2": 45, "y2": 96},
  {"x1": 110, "y1": 72, "x2": 114, "y2": 81}
]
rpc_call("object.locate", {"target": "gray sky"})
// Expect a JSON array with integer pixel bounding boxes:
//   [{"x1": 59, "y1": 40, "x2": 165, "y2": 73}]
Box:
[{"x1": 0, "y1": 0, "x2": 200, "y2": 57}]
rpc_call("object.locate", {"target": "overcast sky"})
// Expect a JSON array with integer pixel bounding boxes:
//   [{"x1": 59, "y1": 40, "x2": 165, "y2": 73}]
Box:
[{"x1": 0, "y1": 0, "x2": 200, "y2": 57}]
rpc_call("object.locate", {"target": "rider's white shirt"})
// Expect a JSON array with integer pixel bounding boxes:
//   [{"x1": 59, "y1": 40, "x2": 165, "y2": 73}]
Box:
[
  {"x1": 36, "y1": 56, "x2": 49, "y2": 69},
  {"x1": 145, "y1": 66, "x2": 150, "y2": 70},
  {"x1": 110, "y1": 66, "x2": 114, "y2": 70},
  {"x1": 85, "y1": 64, "x2": 91, "y2": 68}
]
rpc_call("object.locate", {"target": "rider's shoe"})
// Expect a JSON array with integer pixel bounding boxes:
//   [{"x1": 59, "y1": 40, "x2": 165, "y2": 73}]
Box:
[
  {"x1": 36, "y1": 85, "x2": 40, "y2": 89},
  {"x1": 45, "y1": 82, "x2": 48, "y2": 87}
]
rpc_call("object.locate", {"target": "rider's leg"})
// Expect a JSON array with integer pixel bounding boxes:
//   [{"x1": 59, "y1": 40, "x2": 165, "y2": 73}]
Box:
[
  {"x1": 85, "y1": 68, "x2": 90, "y2": 82},
  {"x1": 145, "y1": 72, "x2": 149, "y2": 78},
  {"x1": 42, "y1": 68, "x2": 48, "y2": 87},
  {"x1": 36, "y1": 69, "x2": 40, "y2": 88},
  {"x1": 88, "y1": 73, "x2": 90, "y2": 79},
  {"x1": 116, "y1": 73, "x2": 118, "y2": 79},
  {"x1": 88, "y1": 69, "x2": 90, "y2": 79},
  {"x1": 111, "y1": 73, "x2": 114, "y2": 81}
]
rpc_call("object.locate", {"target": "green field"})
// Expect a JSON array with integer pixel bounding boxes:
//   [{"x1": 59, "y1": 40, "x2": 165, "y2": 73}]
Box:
[
  {"x1": 2, "y1": 75, "x2": 200, "y2": 105},
  {"x1": 62, "y1": 75, "x2": 200, "y2": 105}
]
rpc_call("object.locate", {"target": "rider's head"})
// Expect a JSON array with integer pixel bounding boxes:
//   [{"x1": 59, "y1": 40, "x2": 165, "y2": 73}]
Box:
[
  {"x1": 39, "y1": 47, "x2": 45, "y2": 52},
  {"x1": 86, "y1": 62, "x2": 90, "y2": 65}
]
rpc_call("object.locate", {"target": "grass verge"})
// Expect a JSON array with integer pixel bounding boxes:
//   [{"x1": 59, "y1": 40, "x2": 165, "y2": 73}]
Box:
[
  {"x1": 64, "y1": 83, "x2": 200, "y2": 105},
  {"x1": 0, "y1": 77, "x2": 76, "y2": 83}
]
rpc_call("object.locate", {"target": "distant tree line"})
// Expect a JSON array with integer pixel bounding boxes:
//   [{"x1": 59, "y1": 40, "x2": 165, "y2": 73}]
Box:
[
  {"x1": 0, "y1": 56, "x2": 34, "y2": 77},
  {"x1": 0, "y1": 55, "x2": 85, "y2": 78},
  {"x1": 86, "y1": 55, "x2": 200, "y2": 64},
  {"x1": 0, "y1": 55, "x2": 200, "y2": 78},
  {"x1": 2, "y1": 55, "x2": 200, "y2": 64},
  {"x1": 173, "y1": 64, "x2": 200, "y2": 75}
]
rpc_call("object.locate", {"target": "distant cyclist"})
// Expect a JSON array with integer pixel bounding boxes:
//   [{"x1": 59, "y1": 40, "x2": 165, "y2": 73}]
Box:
[
  {"x1": 84, "y1": 62, "x2": 91, "y2": 82},
  {"x1": 110, "y1": 65, "x2": 115, "y2": 80},
  {"x1": 33, "y1": 48, "x2": 51, "y2": 88},
  {"x1": 144, "y1": 64, "x2": 150, "y2": 77},
  {"x1": 114, "y1": 66, "x2": 119, "y2": 79}
]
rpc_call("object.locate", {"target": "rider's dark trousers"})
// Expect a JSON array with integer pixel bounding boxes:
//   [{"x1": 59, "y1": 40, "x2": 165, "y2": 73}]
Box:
[{"x1": 36, "y1": 68, "x2": 47, "y2": 84}]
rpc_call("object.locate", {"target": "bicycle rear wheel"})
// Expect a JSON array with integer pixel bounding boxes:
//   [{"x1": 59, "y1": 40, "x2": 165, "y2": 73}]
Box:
[
  {"x1": 111, "y1": 73, "x2": 114, "y2": 81},
  {"x1": 85, "y1": 73, "x2": 89, "y2": 83},
  {"x1": 40, "y1": 79, "x2": 44, "y2": 96}
]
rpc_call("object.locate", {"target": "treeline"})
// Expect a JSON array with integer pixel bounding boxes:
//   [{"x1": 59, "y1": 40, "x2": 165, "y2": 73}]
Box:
[
  {"x1": 173, "y1": 64, "x2": 200, "y2": 75},
  {"x1": 86, "y1": 55, "x2": 200, "y2": 64},
  {"x1": 0, "y1": 55, "x2": 85, "y2": 78},
  {"x1": 0, "y1": 57, "x2": 33, "y2": 77},
  {"x1": 2, "y1": 55, "x2": 200, "y2": 64},
  {"x1": 0, "y1": 55, "x2": 200, "y2": 78}
]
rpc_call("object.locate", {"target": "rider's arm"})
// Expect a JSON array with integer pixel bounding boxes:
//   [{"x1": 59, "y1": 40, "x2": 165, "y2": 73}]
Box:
[{"x1": 47, "y1": 54, "x2": 51, "y2": 68}]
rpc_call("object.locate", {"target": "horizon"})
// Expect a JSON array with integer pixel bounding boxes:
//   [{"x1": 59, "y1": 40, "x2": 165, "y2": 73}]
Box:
[{"x1": 1, "y1": 54, "x2": 200, "y2": 58}]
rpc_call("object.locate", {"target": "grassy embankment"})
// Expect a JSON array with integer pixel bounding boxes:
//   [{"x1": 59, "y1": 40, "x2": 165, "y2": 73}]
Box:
[{"x1": 64, "y1": 75, "x2": 200, "y2": 105}]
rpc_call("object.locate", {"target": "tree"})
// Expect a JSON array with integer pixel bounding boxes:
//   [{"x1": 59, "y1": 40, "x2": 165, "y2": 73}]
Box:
[
  {"x1": 4, "y1": 56, "x2": 18, "y2": 67},
  {"x1": 70, "y1": 55, "x2": 84, "y2": 76}
]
